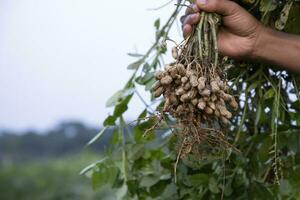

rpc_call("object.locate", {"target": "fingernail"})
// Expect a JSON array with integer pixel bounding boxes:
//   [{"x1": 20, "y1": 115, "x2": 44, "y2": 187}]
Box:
[
  {"x1": 198, "y1": 0, "x2": 207, "y2": 4},
  {"x1": 191, "y1": 13, "x2": 199, "y2": 21},
  {"x1": 192, "y1": 4, "x2": 199, "y2": 12}
]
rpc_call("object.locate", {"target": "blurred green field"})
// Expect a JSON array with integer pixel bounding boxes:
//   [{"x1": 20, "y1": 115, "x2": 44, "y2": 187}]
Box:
[
  {"x1": 0, "y1": 152, "x2": 102, "y2": 200},
  {"x1": 0, "y1": 122, "x2": 119, "y2": 200}
]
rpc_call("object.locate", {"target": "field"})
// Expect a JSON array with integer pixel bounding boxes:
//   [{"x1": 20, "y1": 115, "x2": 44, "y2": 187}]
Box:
[{"x1": 0, "y1": 152, "x2": 103, "y2": 200}]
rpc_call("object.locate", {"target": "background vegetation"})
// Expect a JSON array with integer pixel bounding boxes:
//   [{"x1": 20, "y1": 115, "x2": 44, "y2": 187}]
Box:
[
  {"x1": 0, "y1": 122, "x2": 112, "y2": 200},
  {"x1": 1, "y1": 1, "x2": 300, "y2": 200},
  {"x1": 82, "y1": 0, "x2": 300, "y2": 199}
]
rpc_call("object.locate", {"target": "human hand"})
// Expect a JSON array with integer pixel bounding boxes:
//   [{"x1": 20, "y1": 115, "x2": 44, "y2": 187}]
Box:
[{"x1": 181, "y1": 0, "x2": 265, "y2": 59}]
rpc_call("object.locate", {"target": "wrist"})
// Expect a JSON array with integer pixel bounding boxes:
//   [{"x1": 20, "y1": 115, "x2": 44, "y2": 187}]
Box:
[
  {"x1": 249, "y1": 26, "x2": 300, "y2": 72},
  {"x1": 250, "y1": 25, "x2": 274, "y2": 60}
]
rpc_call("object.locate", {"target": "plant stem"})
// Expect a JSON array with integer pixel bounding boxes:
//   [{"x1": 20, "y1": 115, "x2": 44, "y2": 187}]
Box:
[
  {"x1": 203, "y1": 13, "x2": 209, "y2": 60},
  {"x1": 234, "y1": 92, "x2": 248, "y2": 144},
  {"x1": 197, "y1": 12, "x2": 205, "y2": 60},
  {"x1": 209, "y1": 14, "x2": 219, "y2": 68},
  {"x1": 119, "y1": 116, "x2": 128, "y2": 182}
]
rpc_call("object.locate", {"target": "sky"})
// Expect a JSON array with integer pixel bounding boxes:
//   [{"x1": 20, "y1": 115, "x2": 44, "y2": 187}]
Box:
[{"x1": 0, "y1": 0, "x2": 182, "y2": 131}]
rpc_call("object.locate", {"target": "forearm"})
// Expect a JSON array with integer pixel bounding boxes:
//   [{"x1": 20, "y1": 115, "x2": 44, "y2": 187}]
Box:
[{"x1": 252, "y1": 27, "x2": 300, "y2": 73}]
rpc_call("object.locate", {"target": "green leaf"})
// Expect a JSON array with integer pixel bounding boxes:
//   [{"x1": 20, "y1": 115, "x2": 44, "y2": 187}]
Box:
[
  {"x1": 157, "y1": 44, "x2": 167, "y2": 54},
  {"x1": 127, "y1": 53, "x2": 144, "y2": 57},
  {"x1": 106, "y1": 88, "x2": 134, "y2": 107},
  {"x1": 189, "y1": 174, "x2": 209, "y2": 186},
  {"x1": 113, "y1": 95, "x2": 133, "y2": 117},
  {"x1": 208, "y1": 177, "x2": 220, "y2": 194},
  {"x1": 138, "y1": 109, "x2": 147, "y2": 119},
  {"x1": 133, "y1": 126, "x2": 144, "y2": 143},
  {"x1": 285, "y1": 6, "x2": 300, "y2": 34},
  {"x1": 161, "y1": 183, "x2": 177, "y2": 198},
  {"x1": 224, "y1": 180, "x2": 233, "y2": 197},
  {"x1": 149, "y1": 180, "x2": 168, "y2": 198},
  {"x1": 145, "y1": 77, "x2": 156, "y2": 91},
  {"x1": 127, "y1": 59, "x2": 144, "y2": 70},
  {"x1": 275, "y1": 1, "x2": 293, "y2": 30},
  {"x1": 92, "y1": 171, "x2": 103, "y2": 190},
  {"x1": 103, "y1": 115, "x2": 116, "y2": 126},
  {"x1": 92, "y1": 163, "x2": 119, "y2": 190},
  {"x1": 260, "y1": 0, "x2": 277, "y2": 12},
  {"x1": 156, "y1": 29, "x2": 166, "y2": 40},
  {"x1": 255, "y1": 90, "x2": 262, "y2": 130},
  {"x1": 251, "y1": 181, "x2": 274, "y2": 199},
  {"x1": 126, "y1": 144, "x2": 145, "y2": 161},
  {"x1": 160, "y1": 173, "x2": 171, "y2": 180},
  {"x1": 114, "y1": 104, "x2": 128, "y2": 117},
  {"x1": 105, "y1": 92, "x2": 133, "y2": 126},
  {"x1": 154, "y1": 18, "x2": 160, "y2": 30},
  {"x1": 142, "y1": 63, "x2": 152, "y2": 72},
  {"x1": 279, "y1": 180, "x2": 292, "y2": 196},
  {"x1": 140, "y1": 176, "x2": 160, "y2": 187},
  {"x1": 136, "y1": 72, "x2": 154, "y2": 85},
  {"x1": 87, "y1": 127, "x2": 109, "y2": 146},
  {"x1": 110, "y1": 128, "x2": 120, "y2": 145},
  {"x1": 233, "y1": 168, "x2": 249, "y2": 188},
  {"x1": 80, "y1": 157, "x2": 108, "y2": 175},
  {"x1": 150, "y1": 56, "x2": 160, "y2": 70},
  {"x1": 264, "y1": 88, "x2": 275, "y2": 99},
  {"x1": 247, "y1": 81, "x2": 261, "y2": 93},
  {"x1": 291, "y1": 100, "x2": 300, "y2": 111},
  {"x1": 116, "y1": 184, "x2": 128, "y2": 200}
]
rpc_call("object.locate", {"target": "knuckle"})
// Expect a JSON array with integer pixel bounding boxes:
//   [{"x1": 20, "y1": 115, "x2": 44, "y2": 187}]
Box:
[
  {"x1": 228, "y1": 2, "x2": 240, "y2": 15},
  {"x1": 180, "y1": 15, "x2": 186, "y2": 24},
  {"x1": 208, "y1": 0, "x2": 219, "y2": 12}
]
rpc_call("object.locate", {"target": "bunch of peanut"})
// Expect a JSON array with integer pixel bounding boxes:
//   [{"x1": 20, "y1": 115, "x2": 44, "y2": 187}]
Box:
[{"x1": 152, "y1": 63, "x2": 238, "y2": 125}]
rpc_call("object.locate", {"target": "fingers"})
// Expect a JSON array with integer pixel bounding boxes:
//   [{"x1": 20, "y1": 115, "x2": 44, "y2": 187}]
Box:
[
  {"x1": 181, "y1": 6, "x2": 201, "y2": 37},
  {"x1": 180, "y1": 4, "x2": 200, "y2": 24},
  {"x1": 195, "y1": 0, "x2": 240, "y2": 16},
  {"x1": 185, "y1": 4, "x2": 200, "y2": 15},
  {"x1": 183, "y1": 24, "x2": 193, "y2": 38},
  {"x1": 184, "y1": 13, "x2": 201, "y2": 26},
  {"x1": 182, "y1": 14, "x2": 200, "y2": 37}
]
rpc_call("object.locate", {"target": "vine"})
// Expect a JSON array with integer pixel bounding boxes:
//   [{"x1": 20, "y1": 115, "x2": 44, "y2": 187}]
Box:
[{"x1": 83, "y1": 0, "x2": 300, "y2": 199}]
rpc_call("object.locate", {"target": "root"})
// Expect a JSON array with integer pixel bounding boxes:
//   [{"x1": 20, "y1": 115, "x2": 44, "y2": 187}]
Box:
[{"x1": 151, "y1": 12, "x2": 239, "y2": 163}]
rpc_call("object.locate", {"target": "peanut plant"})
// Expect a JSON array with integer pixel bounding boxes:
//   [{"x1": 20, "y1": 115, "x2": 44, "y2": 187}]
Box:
[{"x1": 82, "y1": 0, "x2": 300, "y2": 199}]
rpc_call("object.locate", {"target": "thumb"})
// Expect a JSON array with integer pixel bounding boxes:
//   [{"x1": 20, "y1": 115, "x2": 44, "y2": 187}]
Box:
[{"x1": 196, "y1": 0, "x2": 238, "y2": 16}]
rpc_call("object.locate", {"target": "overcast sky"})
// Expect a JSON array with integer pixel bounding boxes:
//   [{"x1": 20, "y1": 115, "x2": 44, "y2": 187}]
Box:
[{"x1": 0, "y1": 0, "x2": 182, "y2": 131}]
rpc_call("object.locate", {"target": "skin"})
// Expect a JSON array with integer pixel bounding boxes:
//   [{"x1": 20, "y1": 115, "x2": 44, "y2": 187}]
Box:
[{"x1": 182, "y1": 0, "x2": 300, "y2": 73}]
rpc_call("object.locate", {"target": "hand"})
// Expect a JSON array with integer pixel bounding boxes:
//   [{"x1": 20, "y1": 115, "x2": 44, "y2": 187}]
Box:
[{"x1": 181, "y1": 0, "x2": 264, "y2": 59}]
